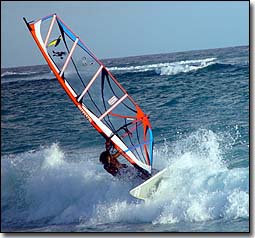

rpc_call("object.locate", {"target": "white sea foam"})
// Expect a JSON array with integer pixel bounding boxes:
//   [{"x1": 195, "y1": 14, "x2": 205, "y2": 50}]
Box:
[
  {"x1": 89, "y1": 129, "x2": 248, "y2": 225},
  {"x1": 108, "y1": 58, "x2": 217, "y2": 76},
  {"x1": 1, "y1": 71, "x2": 38, "y2": 77},
  {"x1": 1, "y1": 71, "x2": 55, "y2": 84},
  {"x1": 1, "y1": 70, "x2": 52, "y2": 85},
  {"x1": 1, "y1": 129, "x2": 248, "y2": 227}
]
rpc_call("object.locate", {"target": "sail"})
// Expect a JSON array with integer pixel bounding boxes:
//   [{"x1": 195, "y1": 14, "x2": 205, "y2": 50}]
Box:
[{"x1": 23, "y1": 14, "x2": 154, "y2": 175}]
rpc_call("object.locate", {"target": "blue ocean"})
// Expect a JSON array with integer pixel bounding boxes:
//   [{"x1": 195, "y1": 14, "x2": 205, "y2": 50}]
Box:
[{"x1": 1, "y1": 45, "x2": 249, "y2": 232}]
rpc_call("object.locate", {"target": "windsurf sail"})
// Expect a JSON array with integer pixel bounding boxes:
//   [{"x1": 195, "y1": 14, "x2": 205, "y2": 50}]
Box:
[{"x1": 23, "y1": 14, "x2": 154, "y2": 176}]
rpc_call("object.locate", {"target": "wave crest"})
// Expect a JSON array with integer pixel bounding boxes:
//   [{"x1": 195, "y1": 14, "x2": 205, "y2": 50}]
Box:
[
  {"x1": 1, "y1": 129, "x2": 249, "y2": 229},
  {"x1": 108, "y1": 58, "x2": 217, "y2": 76}
]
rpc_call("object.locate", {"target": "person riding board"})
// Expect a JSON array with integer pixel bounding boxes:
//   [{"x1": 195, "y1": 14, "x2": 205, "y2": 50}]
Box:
[
  {"x1": 99, "y1": 140, "x2": 152, "y2": 180},
  {"x1": 99, "y1": 140, "x2": 127, "y2": 177}
]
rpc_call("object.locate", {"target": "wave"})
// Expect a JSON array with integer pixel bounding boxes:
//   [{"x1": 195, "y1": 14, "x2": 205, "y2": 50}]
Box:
[
  {"x1": 108, "y1": 58, "x2": 217, "y2": 76},
  {"x1": 1, "y1": 72, "x2": 55, "y2": 84},
  {"x1": 90, "y1": 129, "x2": 248, "y2": 225},
  {"x1": 1, "y1": 58, "x2": 238, "y2": 85},
  {"x1": 1, "y1": 65, "x2": 53, "y2": 84},
  {"x1": 157, "y1": 58, "x2": 217, "y2": 76},
  {"x1": 204, "y1": 62, "x2": 240, "y2": 71},
  {"x1": 1, "y1": 128, "x2": 248, "y2": 230},
  {"x1": 1, "y1": 70, "x2": 41, "y2": 78}
]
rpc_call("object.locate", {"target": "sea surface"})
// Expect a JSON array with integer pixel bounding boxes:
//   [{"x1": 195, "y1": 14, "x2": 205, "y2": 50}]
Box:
[{"x1": 1, "y1": 45, "x2": 249, "y2": 232}]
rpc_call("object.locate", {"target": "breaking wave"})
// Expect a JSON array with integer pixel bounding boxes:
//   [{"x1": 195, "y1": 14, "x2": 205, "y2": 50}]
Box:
[
  {"x1": 1, "y1": 71, "x2": 55, "y2": 84},
  {"x1": 1, "y1": 65, "x2": 53, "y2": 84},
  {"x1": 1, "y1": 71, "x2": 38, "y2": 78},
  {"x1": 1, "y1": 129, "x2": 248, "y2": 230},
  {"x1": 108, "y1": 58, "x2": 217, "y2": 76}
]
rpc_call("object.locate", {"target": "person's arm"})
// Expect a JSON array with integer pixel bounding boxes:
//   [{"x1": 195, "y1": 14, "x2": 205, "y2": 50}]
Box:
[
  {"x1": 112, "y1": 151, "x2": 128, "y2": 168},
  {"x1": 112, "y1": 150, "x2": 121, "y2": 160}
]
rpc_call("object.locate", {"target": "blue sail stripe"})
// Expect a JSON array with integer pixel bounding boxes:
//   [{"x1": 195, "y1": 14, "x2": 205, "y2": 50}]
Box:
[
  {"x1": 124, "y1": 141, "x2": 151, "y2": 152},
  {"x1": 56, "y1": 19, "x2": 96, "y2": 61},
  {"x1": 149, "y1": 128, "x2": 154, "y2": 165}
]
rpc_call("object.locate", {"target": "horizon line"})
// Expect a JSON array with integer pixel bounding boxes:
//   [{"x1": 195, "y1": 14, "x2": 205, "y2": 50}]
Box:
[{"x1": 1, "y1": 44, "x2": 248, "y2": 70}]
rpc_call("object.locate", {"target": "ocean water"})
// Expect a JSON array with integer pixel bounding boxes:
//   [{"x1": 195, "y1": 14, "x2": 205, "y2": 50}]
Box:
[{"x1": 1, "y1": 45, "x2": 249, "y2": 232}]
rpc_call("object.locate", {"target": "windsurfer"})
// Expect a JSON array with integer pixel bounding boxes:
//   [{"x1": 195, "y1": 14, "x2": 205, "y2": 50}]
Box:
[{"x1": 99, "y1": 140, "x2": 127, "y2": 177}]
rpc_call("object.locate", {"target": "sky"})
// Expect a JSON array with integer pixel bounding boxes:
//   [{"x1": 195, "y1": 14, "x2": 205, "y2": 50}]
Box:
[{"x1": 1, "y1": 1, "x2": 249, "y2": 68}]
